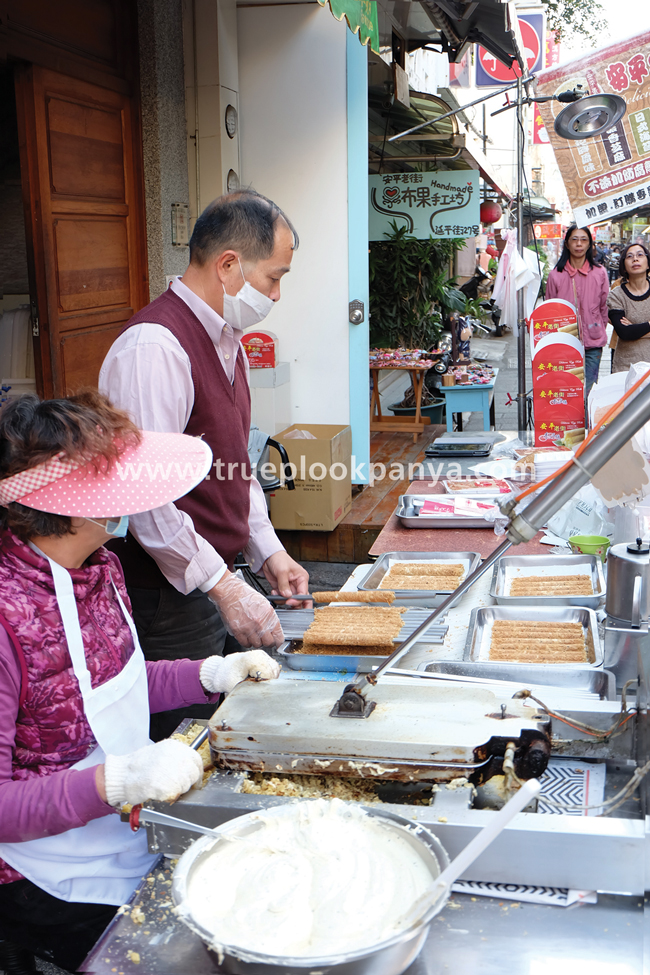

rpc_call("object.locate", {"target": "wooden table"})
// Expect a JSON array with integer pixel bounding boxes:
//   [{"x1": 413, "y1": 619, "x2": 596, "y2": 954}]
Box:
[
  {"x1": 368, "y1": 478, "x2": 549, "y2": 558},
  {"x1": 370, "y1": 363, "x2": 432, "y2": 444},
  {"x1": 439, "y1": 368, "x2": 498, "y2": 432}
]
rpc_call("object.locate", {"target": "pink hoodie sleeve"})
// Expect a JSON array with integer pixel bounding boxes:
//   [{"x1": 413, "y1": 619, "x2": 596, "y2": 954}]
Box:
[{"x1": 146, "y1": 658, "x2": 220, "y2": 712}]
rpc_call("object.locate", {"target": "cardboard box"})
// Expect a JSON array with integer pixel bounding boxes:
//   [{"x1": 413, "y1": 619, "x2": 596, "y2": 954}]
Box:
[{"x1": 269, "y1": 424, "x2": 352, "y2": 531}]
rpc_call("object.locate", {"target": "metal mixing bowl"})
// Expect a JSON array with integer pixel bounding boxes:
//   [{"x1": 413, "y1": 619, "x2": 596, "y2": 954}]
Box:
[{"x1": 172, "y1": 803, "x2": 450, "y2": 975}]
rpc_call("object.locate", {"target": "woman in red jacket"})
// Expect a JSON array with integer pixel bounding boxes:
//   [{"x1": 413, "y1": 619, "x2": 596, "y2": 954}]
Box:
[{"x1": 546, "y1": 225, "x2": 610, "y2": 394}]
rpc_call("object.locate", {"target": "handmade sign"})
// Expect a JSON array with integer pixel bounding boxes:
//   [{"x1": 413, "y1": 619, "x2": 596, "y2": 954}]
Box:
[{"x1": 369, "y1": 171, "x2": 480, "y2": 240}]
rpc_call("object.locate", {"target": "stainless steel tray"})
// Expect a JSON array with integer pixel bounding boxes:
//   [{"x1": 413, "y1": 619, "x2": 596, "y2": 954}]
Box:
[
  {"x1": 422, "y1": 661, "x2": 615, "y2": 699},
  {"x1": 396, "y1": 494, "x2": 497, "y2": 529},
  {"x1": 276, "y1": 639, "x2": 384, "y2": 674},
  {"x1": 357, "y1": 551, "x2": 482, "y2": 608},
  {"x1": 464, "y1": 606, "x2": 603, "y2": 668},
  {"x1": 490, "y1": 554, "x2": 605, "y2": 608}
]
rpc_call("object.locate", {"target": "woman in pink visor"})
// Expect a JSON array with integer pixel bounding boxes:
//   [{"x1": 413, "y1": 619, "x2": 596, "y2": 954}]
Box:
[{"x1": 0, "y1": 391, "x2": 281, "y2": 975}]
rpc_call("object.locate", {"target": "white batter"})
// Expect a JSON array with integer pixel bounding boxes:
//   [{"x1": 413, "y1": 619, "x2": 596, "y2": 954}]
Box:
[{"x1": 181, "y1": 798, "x2": 435, "y2": 958}]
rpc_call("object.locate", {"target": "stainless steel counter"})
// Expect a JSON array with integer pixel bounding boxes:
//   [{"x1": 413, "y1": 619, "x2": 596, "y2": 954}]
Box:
[{"x1": 84, "y1": 858, "x2": 644, "y2": 974}]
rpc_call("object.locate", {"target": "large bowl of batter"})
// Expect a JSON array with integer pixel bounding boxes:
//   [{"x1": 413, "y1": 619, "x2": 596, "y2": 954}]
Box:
[{"x1": 172, "y1": 799, "x2": 450, "y2": 975}]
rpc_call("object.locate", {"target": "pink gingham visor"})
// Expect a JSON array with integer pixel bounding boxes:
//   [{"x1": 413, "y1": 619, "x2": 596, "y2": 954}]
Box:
[{"x1": 0, "y1": 431, "x2": 213, "y2": 517}]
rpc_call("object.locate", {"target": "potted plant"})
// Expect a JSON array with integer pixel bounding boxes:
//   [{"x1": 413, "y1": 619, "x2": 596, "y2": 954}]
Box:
[
  {"x1": 369, "y1": 223, "x2": 466, "y2": 349},
  {"x1": 369, "y1": 223, "x2": 465, "y2": 419}
]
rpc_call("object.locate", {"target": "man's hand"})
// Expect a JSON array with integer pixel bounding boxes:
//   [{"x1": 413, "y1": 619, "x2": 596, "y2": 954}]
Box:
[
  {"x1": 261, "y1": 551, "x2": 310, "y2": 608},
  {"x1": 208, "y1": 571, "x2": 284, "y2": 648}
]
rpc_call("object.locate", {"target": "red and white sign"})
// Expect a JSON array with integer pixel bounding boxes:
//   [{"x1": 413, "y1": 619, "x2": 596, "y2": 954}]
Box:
[
  {"x1": 533, "y1": 105, "x2": 549, "y2": 145},
  {"x1": 544, "y1": 33, "x2": 561, "y2": 69},
  {"x1": 533, "y1": 223, "x2": 562, "y2": 240},
  {"x1": 533, "y1": 371, "x2": 585, "y2": 445},
  {"x1": 528, "y1": 298, "x2": 578, "y2": 349},
  {"x1": 477, "y1": 19, "x2": 542, "y2": 83},
  {"x1": 242, "y1": 329, "x2": 278, "y2": 369},
  {"x1": 532, "y1": 331, "x2": 585, "y2": 447}
]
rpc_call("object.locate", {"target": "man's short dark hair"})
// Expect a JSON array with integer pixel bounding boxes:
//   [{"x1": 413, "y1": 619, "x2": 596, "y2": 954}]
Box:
[{"x1": 189, "y1": 189, "x2": 299, "y2": 266}]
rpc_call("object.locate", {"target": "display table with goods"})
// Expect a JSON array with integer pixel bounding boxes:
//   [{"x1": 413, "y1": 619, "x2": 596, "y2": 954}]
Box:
[
  {"x1": 84, "y1": 392, "x2": 650, "y2": 975},
  {"x1": 438, "y1": 365, "x2": 498, "y2": 433},
  {"x1": 369, "y1": 348, "x2": 442, "y2": 443}
]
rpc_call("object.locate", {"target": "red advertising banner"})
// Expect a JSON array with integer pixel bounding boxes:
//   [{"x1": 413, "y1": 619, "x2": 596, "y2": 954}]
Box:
[
  {"x1": 545, "y1": 32, "x2": 561, "y2": 69},
  {"x1": 532, "y1": 331, "x2": 585, "y2": 446},
  {"x1": 533, "y1": 223, "x2": 563, "y2": 239},
  {"x1": 533, "y1": 370, "x2": 585, "y2": 445},
  {"x1": 536, "y1": 31, "x2": 650, "y2": 226},
  {"x1": 533, "y1": 104, "x2": 550, "y2": 144}
]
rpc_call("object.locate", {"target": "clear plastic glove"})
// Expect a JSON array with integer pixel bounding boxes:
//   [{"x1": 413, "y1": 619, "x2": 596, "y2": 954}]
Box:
[
  {"x1": 104, "y1": 739, "x2": 203, "y2": 807},
  {"x1": 207, "y1": 570, "x2": 284, "y2": 649},
  {"x1": 200, "y1": 649, "x2": 281, "y2": 694}
]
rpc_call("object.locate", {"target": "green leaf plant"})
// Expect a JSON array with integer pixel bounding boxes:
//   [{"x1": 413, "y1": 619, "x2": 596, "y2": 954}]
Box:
[{"x1": 369, "y1": 223, "x2": 466, "y2": 349}]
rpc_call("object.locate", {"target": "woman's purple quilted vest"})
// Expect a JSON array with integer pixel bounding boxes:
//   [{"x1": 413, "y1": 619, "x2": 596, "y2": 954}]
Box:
[{"x1": 0, "y1": 529, "x2": 135, "y2": 883}]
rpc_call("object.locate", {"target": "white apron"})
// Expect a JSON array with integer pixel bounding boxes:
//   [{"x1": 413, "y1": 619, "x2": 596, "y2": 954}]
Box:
[{"x1": 0, "y1": 552, "x2": 157, "y2": 905}]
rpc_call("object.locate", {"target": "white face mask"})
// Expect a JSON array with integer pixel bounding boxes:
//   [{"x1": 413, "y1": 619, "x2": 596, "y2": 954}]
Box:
[{"x1": 222, "y1": 259, "x2": 275, "y2": 330}]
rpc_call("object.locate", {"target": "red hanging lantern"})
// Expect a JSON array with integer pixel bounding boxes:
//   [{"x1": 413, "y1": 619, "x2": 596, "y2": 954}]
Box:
[{"x1": 480, "y1": 201, "x2": 503, "y2": 226}]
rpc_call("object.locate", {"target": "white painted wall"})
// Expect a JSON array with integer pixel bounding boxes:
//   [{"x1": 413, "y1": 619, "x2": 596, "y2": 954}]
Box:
[{"x1": 237, "y1": 4, "x2": 350, "y2": 427}]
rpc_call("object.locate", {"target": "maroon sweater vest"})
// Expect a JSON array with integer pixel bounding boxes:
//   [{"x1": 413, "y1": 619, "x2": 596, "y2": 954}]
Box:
[{"x1": 111, "y1": 289, "x2": 251, "y2": 589}]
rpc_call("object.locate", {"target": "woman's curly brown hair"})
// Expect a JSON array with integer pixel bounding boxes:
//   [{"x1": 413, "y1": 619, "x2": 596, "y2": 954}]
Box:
[{"x1": 0, "y1": 390, "x2": 142, "y2": 540}]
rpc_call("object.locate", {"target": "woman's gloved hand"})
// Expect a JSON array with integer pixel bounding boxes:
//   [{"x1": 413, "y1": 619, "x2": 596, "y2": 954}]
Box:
[
  {"x1": 207, "y1": 571, "x2": 284, "y2": 649},
  {"x1": 104, "y1": 739, "x2": 203, "y2": 807},
  {"x1": 200, "y1": 649, "x2": 282, "y2": 694}
]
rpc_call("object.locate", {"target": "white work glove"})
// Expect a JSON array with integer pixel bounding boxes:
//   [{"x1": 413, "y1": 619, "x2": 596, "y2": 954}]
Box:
[
  {"x1": 208, "y1": 571, "x2": 284, "y2": 649},
  {"x1": 200, "y1": 649, "x2": 281, "y2": 694},
  {"x1": 104, "y1": 739, "x2": 203, "y2": 807}
]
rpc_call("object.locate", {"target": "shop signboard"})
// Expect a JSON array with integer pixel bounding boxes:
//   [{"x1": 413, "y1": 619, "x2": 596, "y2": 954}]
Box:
[
  {"x1": 476, "y1": 14, "x2": 544, "y2": 87},
  {"x1": 368, "y1": 171, "x2": 480, "y2": 240},
  {"x1": 536, "y1": 31, "x2": 650, "y2": 226},
  {"x1": 533, "y1": 223, "x2": 563, "y2": 239}
]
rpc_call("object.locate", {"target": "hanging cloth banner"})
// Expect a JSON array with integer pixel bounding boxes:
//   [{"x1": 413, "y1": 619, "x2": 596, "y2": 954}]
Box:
[{"x1": 317, "y1": 0, "x2": 380, "y2": 55}]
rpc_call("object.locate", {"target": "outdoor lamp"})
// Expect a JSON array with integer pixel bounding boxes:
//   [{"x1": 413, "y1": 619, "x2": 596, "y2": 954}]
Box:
[{"x1": 553, "y1": 92, "x2": 627, "y2": 140}]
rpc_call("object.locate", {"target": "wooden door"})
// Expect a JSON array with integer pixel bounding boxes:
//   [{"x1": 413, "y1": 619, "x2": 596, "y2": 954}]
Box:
[{"x1": 14, "y1": 65, "x2": 148, "y2": 397}]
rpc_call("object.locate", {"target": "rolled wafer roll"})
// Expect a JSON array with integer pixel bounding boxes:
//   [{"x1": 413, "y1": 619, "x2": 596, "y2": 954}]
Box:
[
  {"x1": 312, "y1": 591, "x2": 396, "y2": 603},
  {"x1": 385, "y1": 563, "x2": 464, "y2": 577}
]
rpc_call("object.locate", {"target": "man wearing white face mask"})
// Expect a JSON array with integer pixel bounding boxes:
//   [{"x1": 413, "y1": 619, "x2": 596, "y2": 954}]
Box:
[{"x1": 100, "y1": 190, "x2": 309, "y2": 740}]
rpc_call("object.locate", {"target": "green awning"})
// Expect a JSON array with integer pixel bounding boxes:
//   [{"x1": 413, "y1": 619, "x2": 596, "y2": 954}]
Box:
[{"x1": 318, "y1": 0, "x2": 380, "y2": 54}]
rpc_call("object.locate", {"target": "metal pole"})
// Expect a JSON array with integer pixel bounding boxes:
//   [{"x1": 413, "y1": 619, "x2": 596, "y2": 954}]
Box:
[
  {"x1": 516, "y1": 75, "x2": 527, "y2": 438},
  {"x1": 387, "y1": 76, "x2": 533, "y2": 142}
]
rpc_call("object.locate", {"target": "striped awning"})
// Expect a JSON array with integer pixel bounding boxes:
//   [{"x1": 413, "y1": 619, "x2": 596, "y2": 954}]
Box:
[{"x1": 317, "y1": 0, "x2": 380, "y2": 54}]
